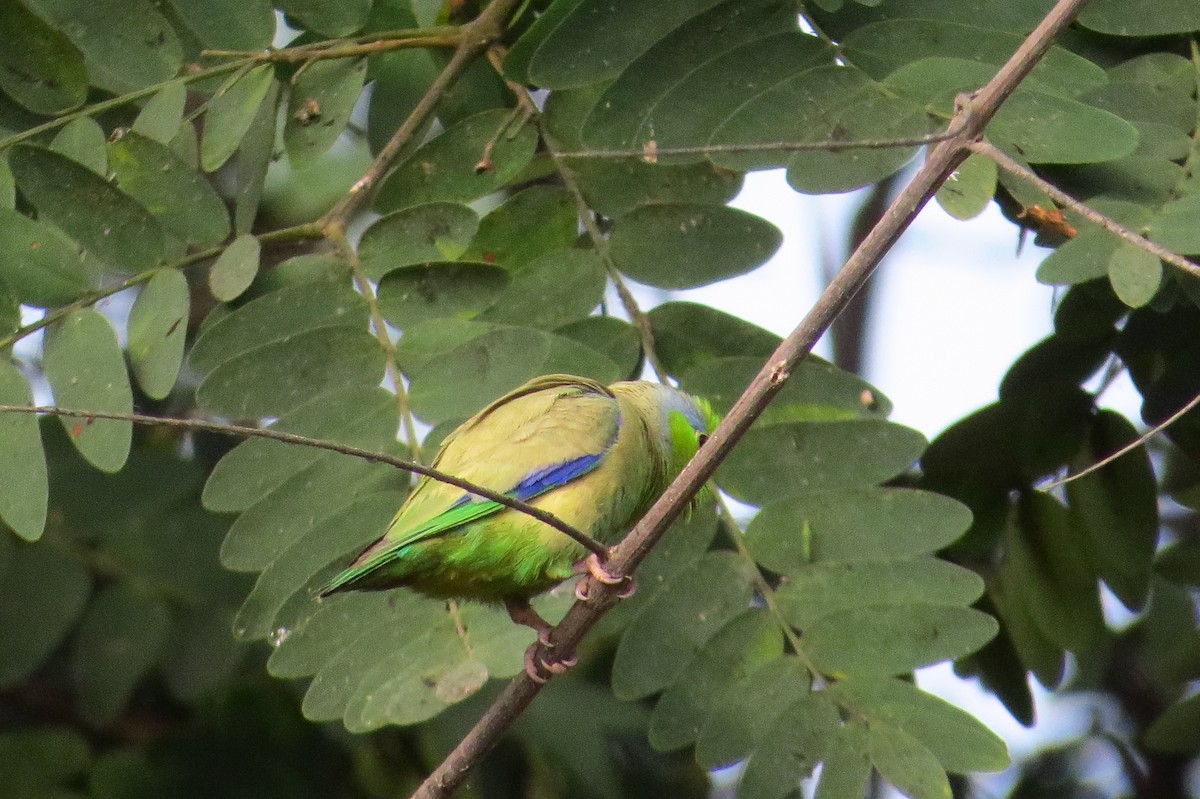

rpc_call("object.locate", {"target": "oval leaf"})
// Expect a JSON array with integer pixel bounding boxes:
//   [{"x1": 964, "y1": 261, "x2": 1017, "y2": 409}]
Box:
[
  {"x1": 9, "y1": 144, "x2": 165, "y2": 272},
  {"x1": 127, "y1": 267, "x2": 189, "y2": 400},
  {"x1": 0, "y1": 361, "x2": 47, "y2": 540},
  {"x1": 608, "y1": 203, "x2": 781, "y2": 289},
  {"x1": 209, "y1": 234, "x2": 261, "y2": 302},
  {"x1": 43, "y1": 310, "x2": 132, "y2": 472}
]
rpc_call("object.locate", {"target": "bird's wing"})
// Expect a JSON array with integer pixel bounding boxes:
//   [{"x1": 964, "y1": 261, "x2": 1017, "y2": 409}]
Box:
[{"x1": 321, "y1": 376, "x2": 620, "y2": 593}]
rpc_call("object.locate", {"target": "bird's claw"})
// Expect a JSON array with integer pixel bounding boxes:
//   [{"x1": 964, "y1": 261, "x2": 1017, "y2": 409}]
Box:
[
  {"x1": 572, "y1": 552, "x2": 636, "y2": 601},
  {"x1": 523, "y1": 643, "x2": 577, "y2": 683}
]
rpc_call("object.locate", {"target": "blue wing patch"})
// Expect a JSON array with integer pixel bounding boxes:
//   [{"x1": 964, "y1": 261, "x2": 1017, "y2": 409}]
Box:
[{"x1": 512, "y1": 453, "x2": 603, "y2": 501}]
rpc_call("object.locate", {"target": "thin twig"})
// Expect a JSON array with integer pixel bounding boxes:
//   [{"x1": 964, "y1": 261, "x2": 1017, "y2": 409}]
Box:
[
  {"x1": 1040, "y1": 389, "x2": 1200, "y2": 491},
  {"x1": 410, "y1": 1, "x2": 1093, "y2": 796},
  {"x1": 0, "y1": 404, "x2": 602, "y2": 557},
  {"x1": 555, "y1": 124, "x2": 969, "y2": 162},
  {"x1": 204, "y1": 35, "x2": 460, "y2": 63},
  {"x1": 971, "y1": 140, "x2": 1200, "y2": 280}
]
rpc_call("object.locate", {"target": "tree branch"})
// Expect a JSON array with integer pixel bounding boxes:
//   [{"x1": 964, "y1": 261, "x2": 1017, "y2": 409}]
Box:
[
  {"x1": 410, "y1": 0, "x2": 1092, "y2": 796},
  {"x1": 0, "y1": 405, "x2": 603, "y2": 558}
]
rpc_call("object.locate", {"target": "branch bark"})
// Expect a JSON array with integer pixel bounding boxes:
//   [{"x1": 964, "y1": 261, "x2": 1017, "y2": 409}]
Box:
[{"x1": 410, "y1": 0, "x2": 1093, "y2": 796}]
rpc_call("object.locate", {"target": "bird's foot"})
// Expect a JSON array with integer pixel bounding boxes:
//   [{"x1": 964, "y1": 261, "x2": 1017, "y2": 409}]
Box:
[
  {"x1": 573, "y1": 552, "x2": 636, "y2": 601},
  {"x1": 523, "y1": 643, "x2": 577, "y2": 684}
]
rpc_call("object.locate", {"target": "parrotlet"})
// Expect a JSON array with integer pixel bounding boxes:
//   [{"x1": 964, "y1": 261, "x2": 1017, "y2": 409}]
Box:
[{"x1": 320, "y1": 374, "x2": 717, "y2": 676}]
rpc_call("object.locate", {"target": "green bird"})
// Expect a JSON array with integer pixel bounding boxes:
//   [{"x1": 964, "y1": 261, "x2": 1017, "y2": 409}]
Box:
[{"x1": 320, "y1": 374, "x2": 718, "y2": 676}]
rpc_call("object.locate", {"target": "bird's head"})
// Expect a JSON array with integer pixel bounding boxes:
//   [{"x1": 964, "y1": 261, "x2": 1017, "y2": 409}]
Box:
[{"x1": 612, "y1": 380, "x2": 721, "y2": 479}]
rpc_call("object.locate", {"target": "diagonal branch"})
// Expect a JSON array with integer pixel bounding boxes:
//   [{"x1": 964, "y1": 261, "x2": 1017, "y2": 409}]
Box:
[
  {"x1": 971, "y1": 140, "x2": 1200, "y2": 280},
  {"x1": 0, "y1": 404, "x2": 603, "y2": 558},
  {"x1": 410, "y1": 0, "x2": 1092, "y2": 796}
]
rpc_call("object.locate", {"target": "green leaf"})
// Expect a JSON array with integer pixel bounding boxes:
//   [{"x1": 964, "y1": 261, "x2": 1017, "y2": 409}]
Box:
[
  {"x1": 234, "y1": 81, "x2": 280, "y2": 235},
  {"x1": 608, "y1": 203, "x2": 781, "y2": 289},
  {"x1": 377, "y1": 262, "x2": 509, "y2": 328},
  {"x1": 1036, "y1": 229, "x2": 1120, "y2": 286},
  {"x1": 0, "y1": 157, "x2": 13, "y2": 209},
  {"x1": 612, "y1": 551, "x2": 755, "y2": 699},
  {"x1": 221, "y1": 451, "x2": 402, "y2": 573},
  {"x1": 43, "y1": 310, "x2": 132, "y2": 473},
  {"x1": 109, "y1": 132, "x2": 231, "y2": 248},
  {"x1": 21, "y1": 0, "x2": 181, "y2": 93},
  {"x1": 462, "y1": 185, "x2": 578, "y2": 269},
  {"x1": 9, "y1": 144, "x2": 165, "y2": 273},
  {"x1": 359, "y1": 203, "x2": 480, "y2": 281},
  {"x1": 196, "y1": 327, "x2": 385, "y2": 419},
  {"x1": 936, "y1": 153, "x2": 997, "y2": 220},
  {"x1": 846, "y1": 20, "x2": 1106, "y2": 98},
  {"x1": 204, "y1": 386, "x2": 399, "y2": 514},
  {"x1": 1149, "y1": 192, "x2": 1200, "y2": 254},
  {"x1": 577, "y1": 0, "x2": 801, "y2": 151},
  {"x1": 520, "y1": 0, "x2": 730, "y2": 89},
  {"x1": 209, "y1": 233, "x2": 260, "y2": 302},
  {"x1": 0, "y1": 207, "x2": 95, "y2": 307},
  {"x1": 1079, "y1": 0, "x2": 1200, "y2": 36},
  {"x1": 188, "y1": 280, "x2": 369, "y2": 376},
  {"x1": 777, "y1": 558, "x2": 984, "y2": 628},
  {"x1": 132, "y1": 82, "x2": 186, "y2": 144},
  {"x1": 401, "y1": 321, "x2": 622, "y2": 424},
  {"x1": 51, "y1": 118, "x2": 106, "y2": 175},
  {"x1": 680, "y1": 355, "x2": 892, "y2": 422},
  {"x1": 375, "y1": 109, "x2": 539, "y2": 213},
  {"x1": 988, "y1": 572, "x2": 1066, "y2": 689},
  {"x1": 1145, "y1": 693, "x2": 1200, "y2": 754},
  {"x1": 718, "y1": 420, "x2": 927, "y2": 506},
  {"x1": 277, "y1": 0, "x2": 370, "y2": 37},
  {"x1": 0, "y1": 542, "x2": 90, "y2": 686},
  {"x1": 649, "y1": 609, "x2": 783, "y2": 751},
  {"x1": 285, "y1": 58, "x2": 368, "y2": 168},
  {"x1": 744, "y1": 487, "x2": 973, "y2": 575},
  {"x1": 556, "y1": 316, "x2": 642, "y2": 379},
  {"x1": 165, "y1": 0, "x2": 275, "y2": 50},
  {"x1": 1006, "y1": 493, "x2": 1105, "y2": 652},
  {"x1": 708, "y1": 65, "x2": 879, "y2": 172},
  {"x1": 737, "y1": 694, "x2": 839, "y2": 799},
  {"x1": 804, "y1": 604, "x2": 998, "y2": 676},
  {"x1": 814, "y1": 723, "x2": 873, "y2": 799},
  {"x1": 0, "y1": 361, "x2": 47, "y2": 540},
  {"x1": 478, "y1": 249, "x2": 606, "y2": 330},
  {"x1": 867, "y1": 720, "x2": 951, "y2": 799},
  {"x1": 1067, "y1": 410, "x2": 1157, "y2": 610},
  {"x1": 235, "y1": 491, "x2": 399, "y2": 641},
  {"x1": 0, "y1": 0, "x2": 86, "y2": 114},
  {"x1": 830, "y1": 676, "x2": 1010, "y2": 773},
  {"x1": 785, "y1": 94, "x2": 929, "y2": 194},
  {"x1": 127, "y1": 267, "x2": 188, "y2": 400},
  {"x1": 695, "y1": 655, "x2": 812, "y2": 768},
  {"x1": 989, "y1": 93, "x2": 1139, "y2": 165},
  {"x1": 201, "y1": 65, "x2": 277, "y2": 172},
  {"x1": 648, "y1": 302, "x2": 780, "y2": 374},
  {"x1": 72, "y1": 584, "x2": 170, "y2": 722}
]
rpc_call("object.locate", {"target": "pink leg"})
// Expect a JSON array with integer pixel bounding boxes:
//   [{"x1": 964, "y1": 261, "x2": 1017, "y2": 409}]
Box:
[{"x1": 505, "y1": 599, "x2": 553, "y2": 646}]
